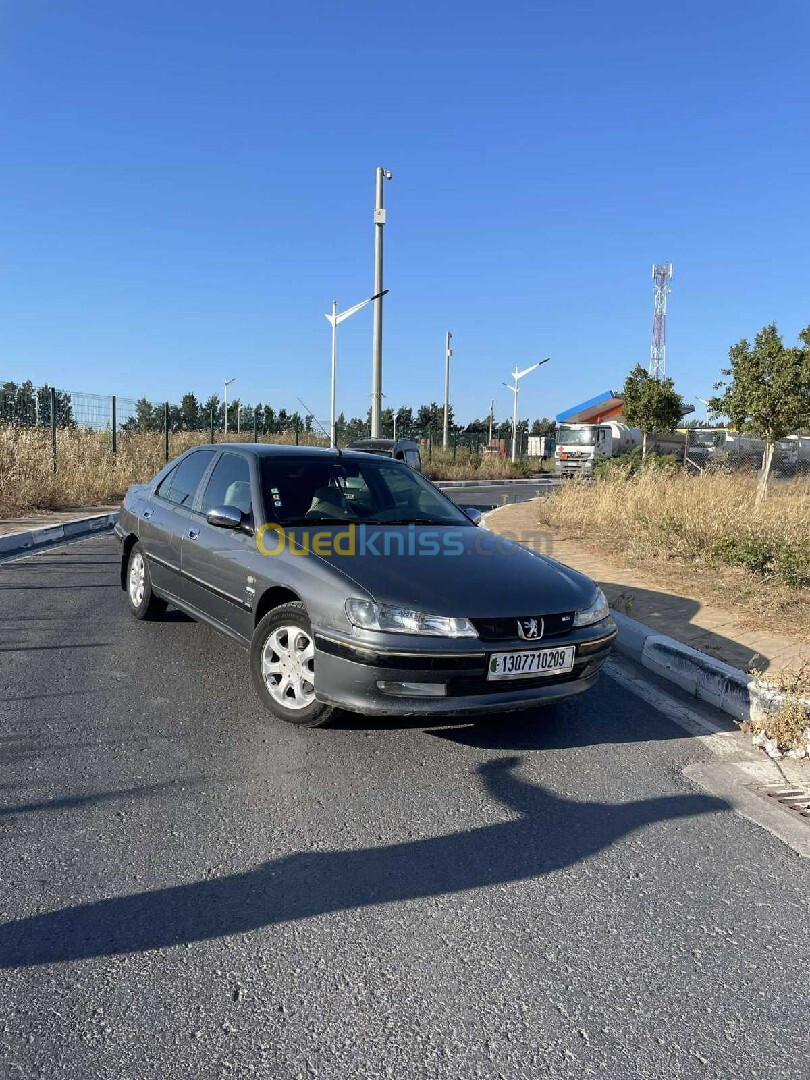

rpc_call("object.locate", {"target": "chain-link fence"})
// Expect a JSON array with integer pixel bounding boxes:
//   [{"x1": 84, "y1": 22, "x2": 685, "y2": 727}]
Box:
[
  {"x1": 0, "y1": 387, "x2": 331, "y2": 473},
  {"x1": 684, "y1": 427, "x2": 810, "y2": 478}
]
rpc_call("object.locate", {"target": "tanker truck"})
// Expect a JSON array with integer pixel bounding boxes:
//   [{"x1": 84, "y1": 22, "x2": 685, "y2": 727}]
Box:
[{"x1": 554, "y1": 422, "x2": 643, "y2": 477}]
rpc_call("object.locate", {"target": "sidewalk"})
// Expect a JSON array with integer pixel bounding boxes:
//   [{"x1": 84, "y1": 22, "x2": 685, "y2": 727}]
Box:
[
  {"x1": 0, "y1": 505, "x2": 119, "y2": 539},
  {"x1": 488, "y1": 501, "x2": 810, "y2": 674}
]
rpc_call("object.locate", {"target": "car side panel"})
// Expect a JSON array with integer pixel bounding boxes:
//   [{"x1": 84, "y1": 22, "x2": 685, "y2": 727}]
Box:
[
  {"x1": 137, "y1": 496, "x2": 184, "y2": 593},
  {"x1": 180, "y1": 515, "x2": 255, "y2": 639}
]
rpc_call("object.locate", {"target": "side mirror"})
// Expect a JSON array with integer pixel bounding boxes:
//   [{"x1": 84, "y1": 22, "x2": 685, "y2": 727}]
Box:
[
  {"x1": 206, "y1": 505, "x2": 245, "y2": 530},
  {"x1": 464, "y1": 507, "x2": 482, "y2": 526}
]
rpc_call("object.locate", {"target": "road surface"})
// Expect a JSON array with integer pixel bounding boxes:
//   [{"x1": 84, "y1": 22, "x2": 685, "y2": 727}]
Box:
[
  {"x1": 439, "y1": 477, "x2": 559, "y2": 512},
  {"x1": 1, "y1": 535, "x2": 808, "y2": 1079}
]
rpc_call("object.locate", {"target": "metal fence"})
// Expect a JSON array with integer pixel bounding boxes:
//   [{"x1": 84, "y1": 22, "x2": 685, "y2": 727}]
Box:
[
  {"x1": 1, "y1": 385, "x2": 546, "y2": 472},
  {"x1": 0, "y1": 388, "x2": 335, "y2": 473},
  {"x1": 683, "y1": 427, "x2": 810, "y2": 478}
]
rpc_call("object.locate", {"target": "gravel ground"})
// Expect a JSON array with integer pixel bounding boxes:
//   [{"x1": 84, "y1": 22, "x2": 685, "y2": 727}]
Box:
[{"x1": 1, "y1": 535, "x2": 808, "y2": 1079}]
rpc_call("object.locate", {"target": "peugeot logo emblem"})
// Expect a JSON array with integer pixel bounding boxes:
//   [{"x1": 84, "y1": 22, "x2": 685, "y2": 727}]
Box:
[{"x1": 517, "y1": 617, "x2": 543, "y2": 640}]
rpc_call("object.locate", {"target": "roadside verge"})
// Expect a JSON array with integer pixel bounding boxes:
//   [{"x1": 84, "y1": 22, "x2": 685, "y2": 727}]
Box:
[{"x1": 484, "y1": 501, "x2": 810, "y2": 759}]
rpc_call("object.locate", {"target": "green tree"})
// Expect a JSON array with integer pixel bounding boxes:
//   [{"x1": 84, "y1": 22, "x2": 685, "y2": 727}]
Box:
[
  {"x1": 395, "y1": 406, "x2": 414, "y2": 437},
  {"x1": 621, "y1": 365, "x2": 684, "y2": 459},
  {"x1": 709, "y1": 323, "x2": 810, "y2": 504},
  {"x1": 179, "y1": 392, "x2": 201, "y2": 431},
  {"x1": 344, "y1": 415, "x2": 368, "y2": 442},
  {"x1": 530, "y1": 416, "x2": 556, "y2": 437},
  {"x1": 201, "y1": 394, "x2": 220, "y2": 432},
  {"x1": 133, "y1": 397, "x2": 158, "y2": 432}
]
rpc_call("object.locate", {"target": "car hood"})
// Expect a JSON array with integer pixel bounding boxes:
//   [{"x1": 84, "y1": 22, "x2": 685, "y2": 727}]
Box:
[{"x1": 290, "y1": 525, "x2": 597, "y2": 617}]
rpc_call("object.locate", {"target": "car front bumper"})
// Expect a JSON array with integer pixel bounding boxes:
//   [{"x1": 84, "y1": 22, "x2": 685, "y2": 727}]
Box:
[{"x1": 311, "y1": 621, "x2": 617, "y2": 716}]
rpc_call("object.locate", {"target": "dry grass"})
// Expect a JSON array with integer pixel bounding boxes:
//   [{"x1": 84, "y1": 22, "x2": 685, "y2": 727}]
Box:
[
  {"x1": 745, "y1": 661, "x2": 810, "y2": 757},
  {"x1": 422, "y1": 453, "x2": 542, "y2": 481},
  {"x1": 0, "y1": 428, "x2": 327, "y2": 518},
  {"x1": 532, "y1": 469, "x2": 810, "y2": 637},
  {"x1": 0, "y1": 429, "x2": 543, "y2": 518}
]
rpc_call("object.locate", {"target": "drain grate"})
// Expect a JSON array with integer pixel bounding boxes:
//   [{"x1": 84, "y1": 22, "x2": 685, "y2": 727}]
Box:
[{"x1": 758, "y1": 784, "x2": 810, "y2": 819}]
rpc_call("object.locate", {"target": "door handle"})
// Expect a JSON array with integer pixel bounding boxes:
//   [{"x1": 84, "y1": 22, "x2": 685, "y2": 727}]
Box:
[
  {"x1": 187, "y1": 529, "x2": 200, "y2": 540},
  {"x1": 142, "y1": 510, "x2": 152, "y2": 519}
]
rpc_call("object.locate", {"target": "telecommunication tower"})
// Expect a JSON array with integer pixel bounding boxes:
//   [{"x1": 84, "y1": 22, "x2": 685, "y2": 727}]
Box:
[{"x1": 649, "y1": 263, "x2": 673, "y2": 379}]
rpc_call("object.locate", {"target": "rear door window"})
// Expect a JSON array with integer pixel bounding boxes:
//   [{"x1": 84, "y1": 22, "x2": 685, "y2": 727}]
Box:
[{"x1": 158, "y1": 450, "x2": 216, "y2": 507}]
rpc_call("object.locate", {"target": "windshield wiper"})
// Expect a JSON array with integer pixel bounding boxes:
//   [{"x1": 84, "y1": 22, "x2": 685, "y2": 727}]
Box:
[
  {"x1": 360, "y1": 517, "x2": 448, "y2": 526},
  {"x1": 276, "y1": 516, "x2": 358, "y2": 526}
]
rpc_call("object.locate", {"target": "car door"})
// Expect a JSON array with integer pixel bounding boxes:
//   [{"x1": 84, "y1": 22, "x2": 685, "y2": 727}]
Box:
[
  {"x1": 181, "y1": 450, "x2": 256, "y2": 639},
  {"x1": 139, "y1": 449, "x2": 216, "y2": 594}
]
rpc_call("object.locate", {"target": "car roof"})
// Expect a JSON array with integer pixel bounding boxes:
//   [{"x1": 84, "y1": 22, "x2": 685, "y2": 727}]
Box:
[
  {"x1": 194, "y1": 442, "x2": 396, "y2": 462},
  {"x1": 348, "y1": 438, "x2": 420, "y2": 451}
]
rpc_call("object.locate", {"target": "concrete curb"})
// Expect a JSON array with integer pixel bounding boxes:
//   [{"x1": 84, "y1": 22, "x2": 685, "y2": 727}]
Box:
[
  {"x1": 0, "y1": 512, "x2": 119, "y2": 560},
  {"x1": 611, "y1": 610, "x2": 785, "y2": 725}
]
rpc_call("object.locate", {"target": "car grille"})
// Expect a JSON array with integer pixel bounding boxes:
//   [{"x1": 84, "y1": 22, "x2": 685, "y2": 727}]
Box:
[{"x1": 471, "y1": 612, "x2": 576, "y2": 642}]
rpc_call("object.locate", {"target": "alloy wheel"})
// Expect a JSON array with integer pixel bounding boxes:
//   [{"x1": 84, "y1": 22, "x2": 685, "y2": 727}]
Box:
[{"x1": 261, "y1": 625, "x2": 316, "y2": 710}]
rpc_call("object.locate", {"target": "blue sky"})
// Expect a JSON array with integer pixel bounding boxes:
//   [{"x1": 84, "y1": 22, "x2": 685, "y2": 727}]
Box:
[{"x1": 1, "y1": 0, "x2": 808, "y2": 426}]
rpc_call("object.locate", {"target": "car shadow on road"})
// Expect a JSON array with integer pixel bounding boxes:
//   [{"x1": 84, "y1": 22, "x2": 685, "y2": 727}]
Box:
[{"x1": 0, "y1": 756, "x2": 727, "y2": 968}]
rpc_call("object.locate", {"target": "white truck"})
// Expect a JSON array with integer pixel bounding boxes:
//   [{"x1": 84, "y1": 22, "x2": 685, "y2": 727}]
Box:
[
  {"x1": 527, "y1": 435, "x2": 556, "y2": 460},
  {"x1": 554, "y1": 422, "x2": 643, "y2": 477}
]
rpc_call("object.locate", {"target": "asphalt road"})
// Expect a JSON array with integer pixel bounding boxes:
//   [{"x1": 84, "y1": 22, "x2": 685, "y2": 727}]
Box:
[
  {"x1": 1, "y1": 535, "x2": 809, "y2": 1080},
  {"x1": 439, "y1": 477, "x2": 559, "y2": 512}
]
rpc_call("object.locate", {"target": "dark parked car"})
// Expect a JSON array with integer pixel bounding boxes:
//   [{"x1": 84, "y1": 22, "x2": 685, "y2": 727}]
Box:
[
  {"x1": 348, "y1": 437, "x2": 422, "y2": 471},
  {"x1": 115, "y1": 444, "x2": 616, "y2": 726}
]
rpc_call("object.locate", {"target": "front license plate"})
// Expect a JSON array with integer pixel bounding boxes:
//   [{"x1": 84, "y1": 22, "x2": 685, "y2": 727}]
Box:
[{"x1": 486, "y1": 646, "x2": 576, "y2": 680}]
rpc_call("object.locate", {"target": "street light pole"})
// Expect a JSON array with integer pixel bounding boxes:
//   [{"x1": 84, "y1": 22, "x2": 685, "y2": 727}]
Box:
[
  {"x1": 371, "y1": 166, "x2": 392, "y2": 438},
  {"x1": 488, "y1": 399, "x2": 494, "y2": 445},
  {"x1": 326, "y1": 290, "x2": 388, "y2": 448},
  {"x1": 442, "y1": 331, "x2": 453, "y2": 451},
  {"x1": 504, "y1": 358, "x2": 549, "y2": 463},
  {"x1": 224, "y1": 377, "x2": 236, "y2": 436}
]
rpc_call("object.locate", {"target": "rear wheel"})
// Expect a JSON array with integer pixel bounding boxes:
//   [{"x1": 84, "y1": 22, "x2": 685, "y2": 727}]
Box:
[
  {"x1": 126, "y1": 542, "x2": 168, "y2": 620},
  {"x1": 250, "y1": 602, "x2": 333, "y2": 727}
]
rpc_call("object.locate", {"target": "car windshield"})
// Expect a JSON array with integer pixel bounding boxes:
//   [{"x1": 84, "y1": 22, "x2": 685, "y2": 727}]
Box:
[
  {"x1": 259, "y1": 455, "x2": 472, "y2": 526},
  {"x1": 558, "y1": 426, "x2": 598, "y2": 446}
]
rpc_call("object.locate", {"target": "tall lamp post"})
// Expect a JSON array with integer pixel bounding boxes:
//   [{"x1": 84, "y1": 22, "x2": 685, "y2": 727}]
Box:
[
  {"x1": 224, "y1": 377, "x2": 236, "y2": 436},
  {"x1": 504, "y1": 358, "x2": 549, "y2": 462},
  {"x1": 326, "y1": 290, "x2": 388, "y2": 448},
  {"x1": 370, "y1": 166, "x2": 393, "y2": 438},
  {"x1": 442, "y1": 331, "x2": 453, "y2": 451}
]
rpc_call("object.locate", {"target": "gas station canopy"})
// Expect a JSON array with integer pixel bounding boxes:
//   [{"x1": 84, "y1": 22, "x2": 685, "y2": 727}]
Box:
[{"x1": 555, "y1": 392, "x2": 625, "y2": 425}]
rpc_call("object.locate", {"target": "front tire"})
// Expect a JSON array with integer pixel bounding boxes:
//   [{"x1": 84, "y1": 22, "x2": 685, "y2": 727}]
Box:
[
  {"x1": 126, "y1": 542, "x2": 168, "y2": 620},
  {"x1": 250, "y1": 602, "x2": 333, "y2": 727}
]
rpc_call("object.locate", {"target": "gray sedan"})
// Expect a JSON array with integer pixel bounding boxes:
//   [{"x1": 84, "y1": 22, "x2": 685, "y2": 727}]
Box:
[{"x1": 115, "y1": 444, "x2": 616, "y2": 726}]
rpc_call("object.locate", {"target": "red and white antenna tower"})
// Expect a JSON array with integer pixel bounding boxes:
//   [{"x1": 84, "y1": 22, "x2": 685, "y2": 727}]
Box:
[{"x1": 649, "y1": 263, "x2": 673, "y2": 379}]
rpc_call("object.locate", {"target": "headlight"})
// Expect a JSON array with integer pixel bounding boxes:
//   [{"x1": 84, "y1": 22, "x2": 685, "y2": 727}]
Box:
[
  {"x1": 573, "y1": 588, "x2": 610, "y2": 627},
  {"x1": 345, "y1": 599, "x2": 478, "y2": 638}
]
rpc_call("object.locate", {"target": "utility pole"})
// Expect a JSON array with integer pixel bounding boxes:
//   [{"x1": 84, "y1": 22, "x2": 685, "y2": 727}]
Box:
[
  {"x1": 442, "y1": 331, "x2": 453, "y2": 451},
  {"x1": 224, "y1": 377, "x2": 236, "y2": 435},
  {"x1": 488, "y1": 399, "x2": 494, "y2": 445},
  {"x1": 370, "y1": 166, "x2": 392, "y2": 437}
]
